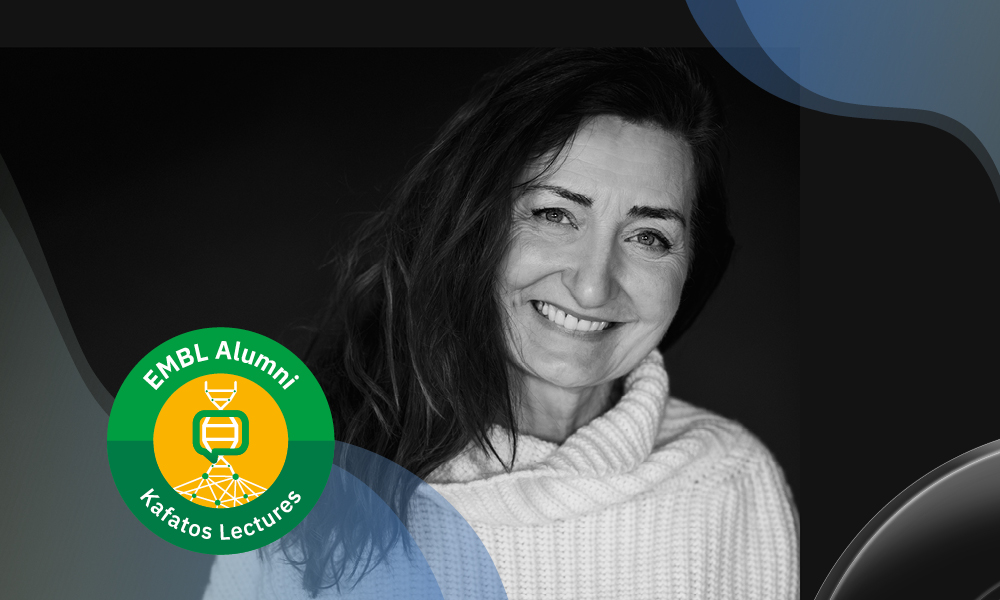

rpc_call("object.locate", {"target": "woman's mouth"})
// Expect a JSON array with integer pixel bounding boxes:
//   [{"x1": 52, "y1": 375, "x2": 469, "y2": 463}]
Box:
[{"x1": 531, "y1": 300, "x2": 614, "y2": 332}]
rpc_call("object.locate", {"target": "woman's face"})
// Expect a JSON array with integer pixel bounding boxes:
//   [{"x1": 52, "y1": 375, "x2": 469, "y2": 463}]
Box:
[{"x1": 501, "y1": 115, "x2": 695, "y2": 391}]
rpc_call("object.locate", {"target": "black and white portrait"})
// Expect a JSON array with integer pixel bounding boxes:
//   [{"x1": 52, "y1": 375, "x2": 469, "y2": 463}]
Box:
[{"x1": 1, "y1": 48, "x2": 798, "y2": 599}]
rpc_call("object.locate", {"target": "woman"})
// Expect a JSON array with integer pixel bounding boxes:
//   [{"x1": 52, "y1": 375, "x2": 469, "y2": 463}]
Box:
[{"x1": 205, "y1": 48, "x2": 798, "y2": 599}]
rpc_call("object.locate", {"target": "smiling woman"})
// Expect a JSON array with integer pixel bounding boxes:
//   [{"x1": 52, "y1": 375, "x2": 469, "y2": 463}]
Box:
[
  {"x1": 203, "y1": 48, "x2": 798, "y2": 600},
  {"x1": 504, "y1": 118, "x2": 695, "y2": 443}
]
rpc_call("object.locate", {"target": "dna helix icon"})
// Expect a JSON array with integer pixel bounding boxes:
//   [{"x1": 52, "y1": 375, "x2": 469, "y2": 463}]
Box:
[{"x1": 172, "y1": 381, "x2": 268, "y2": 508}]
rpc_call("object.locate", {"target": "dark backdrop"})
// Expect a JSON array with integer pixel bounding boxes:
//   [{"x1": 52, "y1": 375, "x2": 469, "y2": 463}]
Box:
[{"x1": 0, "y1": 46, "x2": 798, "y2": 562}]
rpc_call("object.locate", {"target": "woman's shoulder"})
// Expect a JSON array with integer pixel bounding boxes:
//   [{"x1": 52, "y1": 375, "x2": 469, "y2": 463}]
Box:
[
  {"x1": 649, "y1": 398, "x2": 800, "y2": 595},
  {"x1": 657, "y1": 396, "x2": 750, "y2": 441},
  {"x1": 652, "y1": 397, "x2": 792, "y2": 494}
]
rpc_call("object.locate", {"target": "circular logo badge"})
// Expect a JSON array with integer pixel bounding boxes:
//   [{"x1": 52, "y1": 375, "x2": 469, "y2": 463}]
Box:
[{"x1": 108, "y1": 327, "x2": 335, "y2": 553}]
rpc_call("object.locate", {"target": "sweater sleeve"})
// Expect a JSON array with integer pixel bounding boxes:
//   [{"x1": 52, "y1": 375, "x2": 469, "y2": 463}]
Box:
[{"x1": 715, "y1": 432, "x2": 799, "y2": 600}]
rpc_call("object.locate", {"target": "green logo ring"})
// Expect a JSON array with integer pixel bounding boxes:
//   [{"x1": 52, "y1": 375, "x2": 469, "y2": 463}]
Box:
[{"x1": 107, "y1": 327, "x2": 335, "y2": 554}]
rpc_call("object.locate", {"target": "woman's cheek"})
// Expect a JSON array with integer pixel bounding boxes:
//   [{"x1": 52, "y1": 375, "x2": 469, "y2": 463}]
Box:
[{"x1": 632, "y1": 263, "x2": 686, "y2": 320}]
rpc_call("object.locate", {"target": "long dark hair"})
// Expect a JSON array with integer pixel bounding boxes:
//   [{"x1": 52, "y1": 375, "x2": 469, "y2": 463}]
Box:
[{"x1": 280, "y1": 48, "x2": 734, "y2": 596}]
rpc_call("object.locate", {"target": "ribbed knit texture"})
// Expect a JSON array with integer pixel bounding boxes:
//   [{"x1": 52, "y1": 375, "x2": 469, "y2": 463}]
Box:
[{"x1": 203, "y1": 350, "x2": 799, "y2": 599}]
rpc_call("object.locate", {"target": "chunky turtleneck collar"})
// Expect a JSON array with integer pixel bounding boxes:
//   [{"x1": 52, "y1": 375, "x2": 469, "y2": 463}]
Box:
[{"x1": 425, "y1": 349, "x2": 702, "y2": 527}]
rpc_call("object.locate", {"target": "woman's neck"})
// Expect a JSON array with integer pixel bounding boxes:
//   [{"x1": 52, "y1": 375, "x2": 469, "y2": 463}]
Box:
[{"x1": 515, "y1": 375, "x2": 618, "y2": 444}]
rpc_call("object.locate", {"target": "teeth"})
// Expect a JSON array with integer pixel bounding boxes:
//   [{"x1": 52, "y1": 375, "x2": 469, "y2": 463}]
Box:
[{"x1": 532, "y1": 301, "x2": 610, "y2": 333}]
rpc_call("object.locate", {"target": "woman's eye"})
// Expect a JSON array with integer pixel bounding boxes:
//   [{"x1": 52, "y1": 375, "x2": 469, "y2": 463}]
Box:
[
  {"x1": 630, "y1": 231, "x2": 673, "y2": 251},
  {"x1": 532, "y1": 208, "x2": 573, "y2": 226}
]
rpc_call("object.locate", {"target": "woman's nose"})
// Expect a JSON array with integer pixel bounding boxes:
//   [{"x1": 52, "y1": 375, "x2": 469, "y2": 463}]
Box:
[{"x1": 562, "y1": 236, "x2": 621, "y2": 309}]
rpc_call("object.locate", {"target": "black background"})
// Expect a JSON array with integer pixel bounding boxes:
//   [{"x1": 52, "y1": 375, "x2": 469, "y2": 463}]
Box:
[{"x1": 1, "y1": 21, "x2": 998, "y2": 600}]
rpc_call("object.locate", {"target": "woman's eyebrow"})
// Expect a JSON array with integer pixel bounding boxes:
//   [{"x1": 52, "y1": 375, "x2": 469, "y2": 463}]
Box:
[
  {"x1": 627, "y1": 205, "x2": 687, "y2": 229},
  {"x1": 525, "y1": 184, "x2": 593, "y2": 207},
  {"x1": 526, "y1": 183, "x2": 687, "y2": 229}
]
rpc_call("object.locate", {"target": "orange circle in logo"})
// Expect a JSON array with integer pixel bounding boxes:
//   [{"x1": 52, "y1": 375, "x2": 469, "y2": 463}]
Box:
[{"x1": 153, "y1": 374, "x2": 288, "y2": 508}]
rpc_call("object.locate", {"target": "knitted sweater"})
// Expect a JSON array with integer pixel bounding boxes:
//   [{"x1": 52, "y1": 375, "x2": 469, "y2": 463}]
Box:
[{"x1": 202, "y1": 350, "x2": 799, "y2": 599}]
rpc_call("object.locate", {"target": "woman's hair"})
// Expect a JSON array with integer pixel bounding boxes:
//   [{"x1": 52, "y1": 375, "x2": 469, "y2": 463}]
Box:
[{"x1": 281, "y1": 48, "x2": 734, "y2": 596}]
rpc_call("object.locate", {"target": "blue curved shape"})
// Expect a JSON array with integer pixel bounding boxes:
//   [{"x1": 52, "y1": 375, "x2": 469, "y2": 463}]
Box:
[
  {"x1": 280, "y1": 442, "x2": 508, "y2": 599},
  {"x1": 688, "y1": 0, "x2": 1000, "y2": 198}
]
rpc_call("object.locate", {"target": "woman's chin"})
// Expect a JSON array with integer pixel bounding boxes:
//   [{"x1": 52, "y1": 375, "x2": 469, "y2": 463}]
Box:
[{"x1": 518, "y1": 357, "x2": 613, "y2": 391}]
